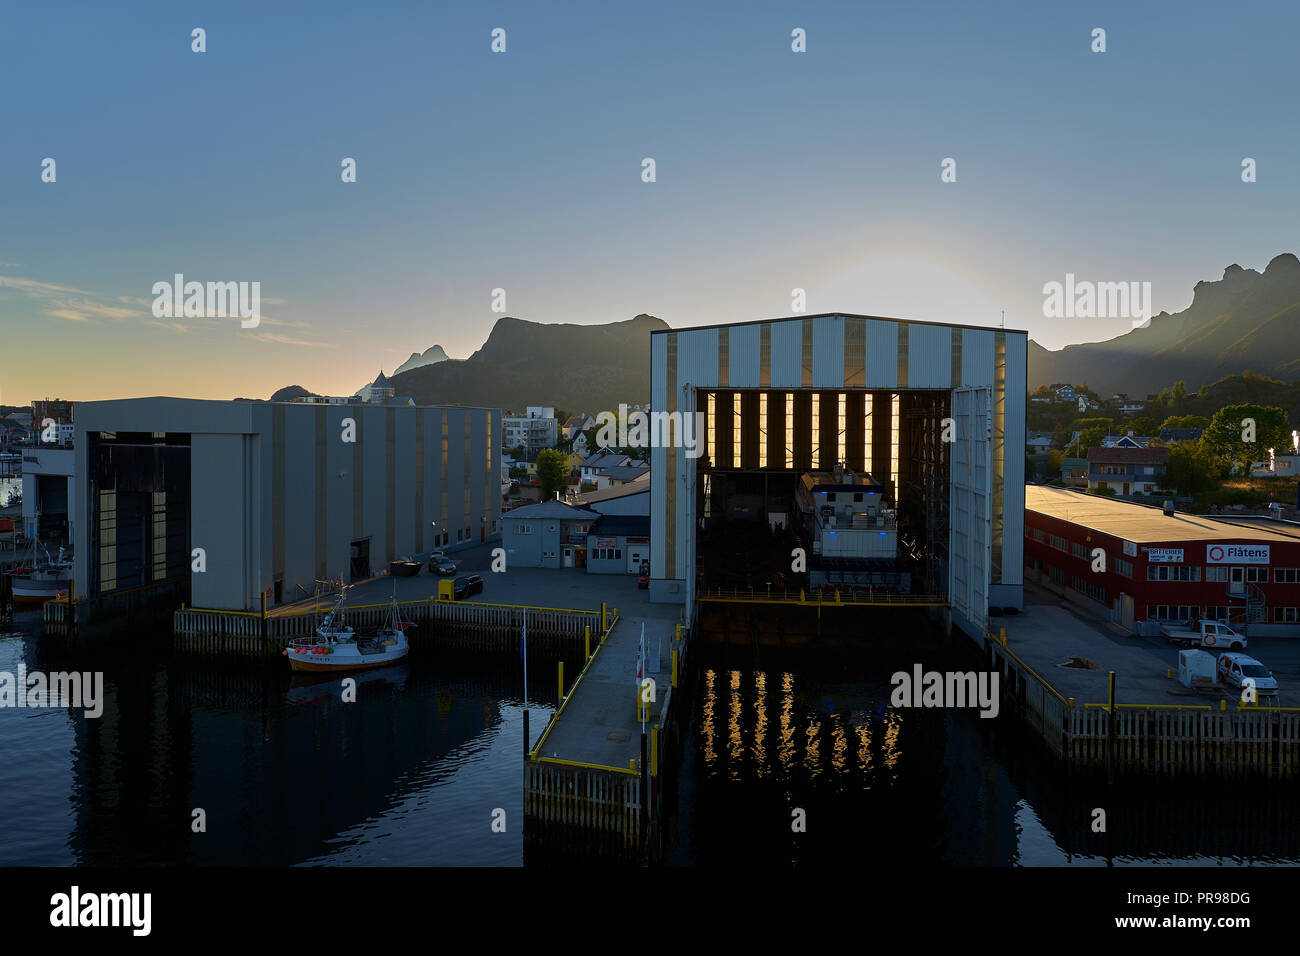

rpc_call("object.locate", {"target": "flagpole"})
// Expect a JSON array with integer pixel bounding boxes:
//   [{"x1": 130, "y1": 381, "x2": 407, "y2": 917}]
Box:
[
  {"x1": 522, "y1": 609, "x2": 529, "y2": 756},
  {"x1": 638, "y1": 621, "x2": 648, "y2": 858}
]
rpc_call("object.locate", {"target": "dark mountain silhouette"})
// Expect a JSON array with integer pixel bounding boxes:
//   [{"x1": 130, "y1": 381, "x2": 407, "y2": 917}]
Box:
[
  {"x1": 393, "y1": 344, "x2": 450, "y2": 376},
  {"x1": 1029, "y1": 253, "x2": 1300, "y2": 394},
  {"x1": 390, "y1": 314, "x2": 667, "y2": 412},
  {"x1": 268, "y1": 385, "x2": 316, "y2": 403}
]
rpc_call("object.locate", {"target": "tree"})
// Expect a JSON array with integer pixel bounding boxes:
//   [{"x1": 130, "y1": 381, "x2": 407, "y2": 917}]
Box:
[
  {"x1": 1165, "y1": 441, "x2": 1224, "y2": 496},
  {"x1": 1127, "y1": 416, "x2": 1160, "y2": 437},
  {"x1": 1160, "y1": 414, "x2": 1210, "y2": 431},
  {"x1": 1046, "y1": 449, "x2": 1065, "y2": 477},
  {"x1": 536, "y1": 449, "x2": 569, "y2": 499},
  {"x1": 1067, "y1": 426, "x2": 1107, "y2": 457},
  {"x1": 1203, "y1": 404, "x2": 1291, "y2": 472}
]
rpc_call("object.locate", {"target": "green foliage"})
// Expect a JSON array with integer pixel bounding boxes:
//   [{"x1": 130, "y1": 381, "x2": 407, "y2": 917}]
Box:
[
  {"x1": 1126, "y1": 416, "x2": 1160, "y2": 437},
  {"x1": 536, "y1": 449, "x2": 569, "y2": 499},
  {"x1": 1165, "y1": 441, "x2": 1225, "y2": 496},
  {"x1": 1088, "y1": 485, "x2": 1117, "y2": 496},
  {"x1": 1068, "y1": 426, "x2": 1107, "y2": 456},
  {"x1": 1046, "y1": 449, "x2": 1065, "y2": 477},
  {"x1": 1160, "y1": 414, "x2": 1211, "y2": 431},
  {"x1": 1203, "y1": 404, "x2": 1291, "y2": 471}
]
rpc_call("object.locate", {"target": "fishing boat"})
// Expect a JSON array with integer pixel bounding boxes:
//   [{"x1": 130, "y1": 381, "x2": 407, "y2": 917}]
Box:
[
  {"x1": 10, "y1": 544, "x2": 72, "y2": 604},
  {"x1": 283, "y1": 583, "x2": 413, "y2": 672}
]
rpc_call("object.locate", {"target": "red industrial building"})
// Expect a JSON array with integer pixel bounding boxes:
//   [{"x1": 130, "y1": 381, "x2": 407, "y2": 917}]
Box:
[{"x1": 1025, "y1": 485, "x2": 1300, "y2": 637}]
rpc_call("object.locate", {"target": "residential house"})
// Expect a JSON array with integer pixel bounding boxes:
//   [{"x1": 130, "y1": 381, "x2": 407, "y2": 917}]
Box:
[
  {"x1": 1054, "y1": 384, "x2": 1076, "y2": 403},
  {"x1": 569, "y1": 473, "x2": 650, "y2": 516},
  {"x1": 1101, "y1": 431, "x2": 1151, "y2": 449},
  {"x1": 580, "y1": 448, "x2": 632, "y2": 484},
  {"x1": 562, "y1": 413, "x2": 594, "y2": 440},
  {"x1": 502, "y1": 407, "x2": 559, "y2": 454},
  {"x1": 1086, "y1": 446, "x2": 1169, "y2": 496},
  {"x1": 1026, "y1": 431, "x2": 1053, "y2": 453},
  {"x1": 353, "y1": 371, "x2": 395, "y2": 403},
  {"x1": 500, "y1": 499, "x2": 598, "y2": 569},
  {"x1": 1062, "y1": 457, "x2": 1089, "y2": 488},
  {"x1": 1158, "y1": 427, "x2": 1204, "y2": 444}
]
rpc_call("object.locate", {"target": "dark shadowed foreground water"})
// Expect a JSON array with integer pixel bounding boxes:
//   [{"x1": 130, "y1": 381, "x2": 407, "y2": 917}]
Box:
[{"x1": 3, "y1": 608, "x2": 1298, "y2": 866}]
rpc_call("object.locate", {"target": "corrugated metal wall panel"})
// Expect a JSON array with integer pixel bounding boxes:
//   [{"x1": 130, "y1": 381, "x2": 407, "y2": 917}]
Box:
[
  {"x1": 907, "y1": 323, "x2": 951, "y2": 388},
  {"x1": 960, "y1": 327, "x2": 995, "y2": 387},
  {"x1": 864, "y1": 319, "x2": 899, "y2": 387},
  {"x1": 770, "y1": 320, "x2": 803, "y2": 386},
  {"x1": 676, "y1": 328, "x2": 719, "y2": 390},
  {"x1": 650, "y1": 334, "x2": 668, "y2": 579},
  {"x1": 1001, "y1": 333, "x2": 1028, "y2": 586},
  {"x1": 811, "y1": 315, "x2": 845, "y2": 386},
  {"x1": 728, "y1": 324, "x2": 761, "y2": 386}
]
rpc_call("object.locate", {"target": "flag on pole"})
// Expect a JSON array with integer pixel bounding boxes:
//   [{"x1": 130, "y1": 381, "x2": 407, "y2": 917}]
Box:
[{"x1": 637, "y1": 622, "x2": 646, "y2": 729}]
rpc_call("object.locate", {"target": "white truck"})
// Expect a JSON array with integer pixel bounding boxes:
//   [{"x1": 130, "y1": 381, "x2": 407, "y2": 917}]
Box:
[{"x1": 1160, "y1": 620, "x2": 1246, "y2": 651}]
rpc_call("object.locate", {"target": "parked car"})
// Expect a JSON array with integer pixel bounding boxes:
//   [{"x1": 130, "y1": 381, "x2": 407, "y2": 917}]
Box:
[
  {"x1": 1216, "y1": 652, "x2": 1279, "y2": 698},
  {"x1": 429, "y1": 557, "x2": 457, "y2": 575},
  {"x1": 453, "y1": 574, "x2": 484, "y2": 599}
]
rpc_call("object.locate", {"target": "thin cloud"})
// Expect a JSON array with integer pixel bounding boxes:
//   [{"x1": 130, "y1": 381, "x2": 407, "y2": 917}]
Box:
[{"x1": 247, "y1": 331, "x2": 337, "y2": 348}]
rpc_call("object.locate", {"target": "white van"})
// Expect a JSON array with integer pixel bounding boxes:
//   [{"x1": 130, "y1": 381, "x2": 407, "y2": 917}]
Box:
[{"x1": 1216, "y1": 652, "x2": 1279, "y2": 698}]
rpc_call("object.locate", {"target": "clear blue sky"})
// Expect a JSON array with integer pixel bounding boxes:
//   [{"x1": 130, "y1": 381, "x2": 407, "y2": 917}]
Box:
[{"x1": 2, "y1": 0, "x2": 1296, "y2": 401}]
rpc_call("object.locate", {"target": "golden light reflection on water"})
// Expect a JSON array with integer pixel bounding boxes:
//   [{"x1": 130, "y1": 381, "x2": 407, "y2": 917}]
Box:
[
  {"x1": 702, "y1": 669, "x2": 716, "y2": 765},
  {"x1": 728, "y1": 670, "x2": 742, "y2": 781},
  {"x1": 697, "y1": 667, "x2": 904, "y2": 781},
  {"x1": 779, "y1": 673, "x2": 795, "y2": 768}
]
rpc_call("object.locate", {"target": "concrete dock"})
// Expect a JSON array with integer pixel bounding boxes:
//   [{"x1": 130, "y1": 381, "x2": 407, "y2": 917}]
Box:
[{"x1": 1003, "y1": 583, "x2": 1300, "y2": 707}]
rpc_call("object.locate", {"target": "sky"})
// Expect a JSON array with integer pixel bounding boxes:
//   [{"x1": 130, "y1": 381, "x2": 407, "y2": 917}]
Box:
[{"x1": 2, "y1": 0, "x2": 1297, "y2": 403}]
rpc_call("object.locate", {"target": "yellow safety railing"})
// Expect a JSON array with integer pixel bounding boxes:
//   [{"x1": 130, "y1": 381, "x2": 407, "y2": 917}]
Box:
[
  {"x1": 186, "y1": 596, "x2": 604, "y2": 620},
  {"x1": 528, "y1": 610, "x2": 623, "y2": 765},
  {"x1": 988, "y1": 628, "x2": 1071, "y2": 708},
  {"x1": 1082, "y1": 702, "x2": 1213, "y2": 711},
  {"x1": 534, "y1": 755, "x2": 639, "y2": 776},
  {"x1": 698, "y1": 587, "x2": 947, "y2": 607}
]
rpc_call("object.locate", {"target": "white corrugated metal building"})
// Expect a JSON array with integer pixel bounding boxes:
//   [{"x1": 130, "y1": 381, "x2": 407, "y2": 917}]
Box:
[{"x1": 648, "y1": 313, "x2": 1026, "y2": 641}]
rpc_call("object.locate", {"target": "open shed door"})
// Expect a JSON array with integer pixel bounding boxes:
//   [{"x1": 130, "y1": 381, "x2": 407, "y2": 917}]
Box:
[{"x1": 949, "y1": 386, "x2": 992, "y2": 637}]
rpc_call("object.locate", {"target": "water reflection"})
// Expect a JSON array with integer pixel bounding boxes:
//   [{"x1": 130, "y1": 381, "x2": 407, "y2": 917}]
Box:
[
  {"x1": 0, "y1": 622, "x2": 553, "y2": 866},
  {"x1": 674, "y1": 637, "x2": 1300, "y2": 867}
]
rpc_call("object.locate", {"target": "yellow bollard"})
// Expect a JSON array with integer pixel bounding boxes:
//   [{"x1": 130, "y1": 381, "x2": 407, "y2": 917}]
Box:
[
  {"x1": 558, "y1": 661, "x2": 565, "y2": 702},
  {"x1": 675, "y1": 622, "x2": 681, "y2": 643},
  {"x1": 672, "y1": 649, "x2": 678, "y2": 688},
  {"x1": 601, "y1": 602, "x2": 607, "y2": 633},
  {"x1": 585, "y1": 625, "x2": 591, "y2": 661},
  {"x1": 261, "y1": 591, "x2": 267, "y2": 620},
  {"x1": 650, "y1": 725, "x2": 659, "y2": 778},
  {"x1": 1068, "y1": 697, "x2": 1075, "y2": 708},
  {"x1": 1220, "y1": 698, "x2": 1226, "y2": 711},
  {"x1": 1000, "y1": 627, "x2": 1007, "y2": 646},
  {"x1": 629, "y1": 758, "x2": 636, "y2": 772}
]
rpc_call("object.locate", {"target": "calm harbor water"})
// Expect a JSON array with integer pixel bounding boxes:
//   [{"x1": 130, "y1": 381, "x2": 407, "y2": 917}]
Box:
[{"x1": 3, "y1": 608, "x2": 1297, "y2": 866}]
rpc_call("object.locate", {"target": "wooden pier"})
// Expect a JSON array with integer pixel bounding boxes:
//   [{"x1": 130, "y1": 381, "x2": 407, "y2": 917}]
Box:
[
  {"x1": 173, "y1": 597, "x2": 606, "y2": 659},
  {"x1": 523, "y1": 605, "x2": 690, "y2": 863},
  {"x1": 987, "y1": 633, "x2": 1300, "y2": 778}
]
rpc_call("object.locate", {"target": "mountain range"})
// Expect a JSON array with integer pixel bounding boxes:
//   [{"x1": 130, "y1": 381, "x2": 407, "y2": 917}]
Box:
[
  {"x1": 1029, "y1": 253, "x2": 1300, "y2": 395},
  {"x1": 268, "y1": 314, "x2": 667, "y2": 413},
  {"x1": 393, "y1": 344, "x2": 450, "y2": 376}
]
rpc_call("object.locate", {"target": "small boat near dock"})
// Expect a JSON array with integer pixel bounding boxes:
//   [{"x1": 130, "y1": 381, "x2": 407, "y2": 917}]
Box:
[{"x1": 283, "y1": 581, "x2": 413, "y2": 672}]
